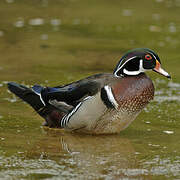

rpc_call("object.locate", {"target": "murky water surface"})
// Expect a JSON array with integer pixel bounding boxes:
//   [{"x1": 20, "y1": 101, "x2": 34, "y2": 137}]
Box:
[{"x1": 0, "y1": 0, "x2": 180, "y2": 179}]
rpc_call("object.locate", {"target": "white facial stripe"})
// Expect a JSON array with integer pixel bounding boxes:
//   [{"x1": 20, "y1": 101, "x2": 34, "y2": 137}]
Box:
[
  {"x1": 114, "y1": 56, "x2": 137, "y2": 77},
  {"x1": 139, "y1": 59, "x2": 146, "y2": 72},
  {"x1": 123, "y1": 69, "x2": 140, "y2": 75},
  {"x1": 114, "y1": 51, "x2": 158, "y2": 77},
  {"x1": 148, "y1": 51, "x2": 157, "y2": 60},
  {"x1": 104, "y1": 86, "x2": 118, "y2": 109},
  {"x1": 123, "y1": 59, "x2": 147, "y2": 76}
]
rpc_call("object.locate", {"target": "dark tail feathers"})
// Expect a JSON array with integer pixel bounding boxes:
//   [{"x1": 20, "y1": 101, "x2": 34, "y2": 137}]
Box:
[
  {"x1": 7, "y1": 82, "x2": 64, "y2": 128},
  {"x1": 7, "y1": 82, "x2": 44, "y2": 111}
]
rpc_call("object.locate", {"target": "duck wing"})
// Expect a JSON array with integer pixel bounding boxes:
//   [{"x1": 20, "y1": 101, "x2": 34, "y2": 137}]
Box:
[
  {"x1": 33, "y1": 73, "x2": 110, "y2": 108},
  {"x1": 8, "y1": 73, "x2": 115, "y2": 128}
]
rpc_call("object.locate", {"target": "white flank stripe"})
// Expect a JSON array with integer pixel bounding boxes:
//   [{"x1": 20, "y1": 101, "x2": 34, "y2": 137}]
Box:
[
  {"x1": 60, "y1": 96, "x2": 92, "y2": 127},
  {"x1": 61, "y1": 114, "x2": 68, "y2": 127},
  {"x1": 61, "y1": 102, "x2": 82, "y2": 127},
  {"x1": 66, "y1": 102, "x2": 82, "y2": 123},
  {"x1": 104, "y1": 86, "x2": 119, "y2": 109}
]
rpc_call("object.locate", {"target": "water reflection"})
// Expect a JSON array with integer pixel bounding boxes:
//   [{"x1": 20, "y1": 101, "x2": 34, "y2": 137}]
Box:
[
  {"x1": 154, "y1": 80, "x2": 180, "y2": 103},
  {"x1": 50, "y1": 19, "x2": 61, "y2": 26},
  {"x1": 29, "y1": 18, "x2": 44, "y2": 26},
  {"x1": 0, "y1": 128, "x2": 179, "y2": 179},
  {"x1": 0, "y1": 130, "x2": 141, "y2": 179},
  {"x1": 152, "y1": 13, "x2": 160, "y2": 21},
  {"x1": 169, "y1": 22, "x2": 177, "y2": 33},
  {"x1": 40, "y1": 34, "x2": 49, "y2": 40},
  {"x1": 5, "y1": 0, "x2": 14, "y2": 3},
  {"x1": 122, "y1": 9, "x2": 132, "y2": 17},
  {"x1": 163, "y1": 130, "x2": 174, "y2": 134},
  {"x1": 72, "y1": 19, "x2": 81, "y2": 25},
  {"x1": 29, "y1": 130, "x2": 136, "y2": 175},
  {"x1": 14, "y1": 18, "x2": 24, "y2": 28},
  {"x1": 149, "y1": 25, "x2": 161, "y2": 32},
  {"x1": 0, "y1": 31, "x2": 4, "y2": 37}
]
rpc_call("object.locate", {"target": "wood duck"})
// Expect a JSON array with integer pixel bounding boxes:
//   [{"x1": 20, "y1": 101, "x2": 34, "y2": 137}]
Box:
[{"x1": 8, "y1": 48, "x2": 171, "y2": 134}]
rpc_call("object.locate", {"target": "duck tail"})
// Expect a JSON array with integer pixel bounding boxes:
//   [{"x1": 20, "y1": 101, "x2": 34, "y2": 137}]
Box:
[
  {"x1": 7, "y1": 82, "x2": 44, "y2": 111},
  {"x1": 7, "y1": 82, "x2": 65, "y2": 128}
]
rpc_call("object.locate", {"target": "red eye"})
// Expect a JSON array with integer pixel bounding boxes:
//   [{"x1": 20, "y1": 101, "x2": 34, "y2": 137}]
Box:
[{"x1": 145, "y1": 54, "x2": 152, "y2": 60}]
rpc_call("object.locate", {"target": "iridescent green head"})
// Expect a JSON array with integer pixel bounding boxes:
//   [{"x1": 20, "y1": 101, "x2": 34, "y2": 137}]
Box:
[{"x1": 114, "y1": 48, "x2": 171, "y2": 78}]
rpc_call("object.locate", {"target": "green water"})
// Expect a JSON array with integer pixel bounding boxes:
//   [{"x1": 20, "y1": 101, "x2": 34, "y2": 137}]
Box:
[{"x1": 0, "y1": 0, "x2": 180, "y2": 179}]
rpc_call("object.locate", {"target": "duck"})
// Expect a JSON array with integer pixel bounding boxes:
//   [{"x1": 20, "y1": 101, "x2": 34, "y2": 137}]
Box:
[{"x1": 7, "y1": 48, "x2": 171, "y2": 134}]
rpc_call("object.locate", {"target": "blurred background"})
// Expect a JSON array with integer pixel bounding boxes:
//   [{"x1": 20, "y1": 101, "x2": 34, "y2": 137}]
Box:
[{"x1": 0, "y1": 0, "x2": 180, "y2": 179}]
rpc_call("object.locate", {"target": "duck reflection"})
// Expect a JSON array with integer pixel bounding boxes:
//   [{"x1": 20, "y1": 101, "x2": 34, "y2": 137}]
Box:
[{"x1": 26, "y1": 128, "x2": 140, "y2": 179}]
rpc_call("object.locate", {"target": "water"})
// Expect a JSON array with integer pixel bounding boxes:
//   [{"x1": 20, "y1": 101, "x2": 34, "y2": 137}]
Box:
[{"x1": 0, "y1": 0, "x2": 180, "y2": 179}]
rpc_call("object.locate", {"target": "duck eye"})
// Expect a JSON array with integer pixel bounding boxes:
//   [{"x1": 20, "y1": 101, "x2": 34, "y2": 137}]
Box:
[{"x1": 145, "y1": 54, "x2": 152, "y2": 60}]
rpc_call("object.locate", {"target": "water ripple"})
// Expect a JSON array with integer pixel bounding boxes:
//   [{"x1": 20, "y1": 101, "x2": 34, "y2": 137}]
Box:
[{"x1": 154, "y1": 80, "x2": 180, "y2": 103}]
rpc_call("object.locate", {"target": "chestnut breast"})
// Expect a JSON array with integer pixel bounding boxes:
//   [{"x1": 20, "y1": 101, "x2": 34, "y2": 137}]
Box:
[{"x1": 112, "y1": 73, "x2": 154, "y2": 113}]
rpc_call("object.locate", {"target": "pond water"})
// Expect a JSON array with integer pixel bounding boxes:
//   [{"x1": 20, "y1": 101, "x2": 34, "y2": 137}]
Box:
[{"x1": 0, "y1": 0, "x2": 180, "y2": 179}]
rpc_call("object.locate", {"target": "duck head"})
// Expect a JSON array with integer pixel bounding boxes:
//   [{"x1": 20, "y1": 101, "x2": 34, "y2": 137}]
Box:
[{"x1": 113, "y1": 48, "x2": 171, "y2": 79}]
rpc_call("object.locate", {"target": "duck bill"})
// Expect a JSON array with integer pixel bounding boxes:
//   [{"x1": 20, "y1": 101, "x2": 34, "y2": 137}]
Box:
[{"x1": 153, "y1": 60, "x2": 171, "y2": 79}]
